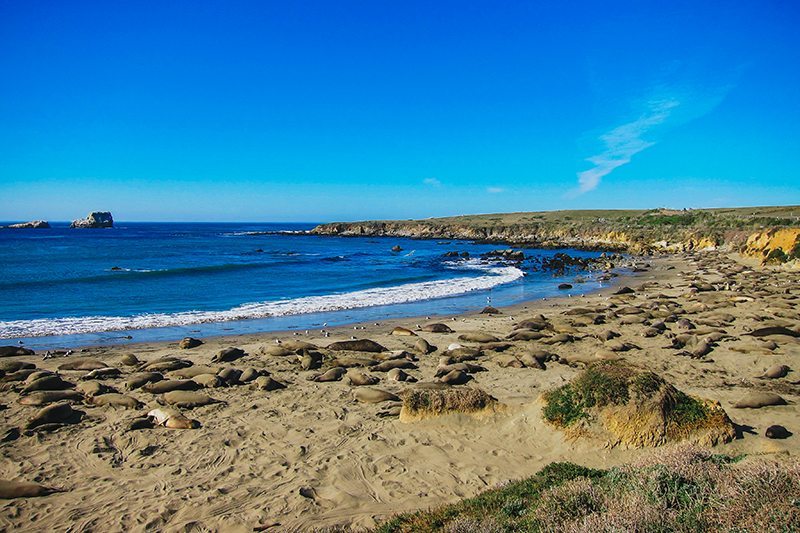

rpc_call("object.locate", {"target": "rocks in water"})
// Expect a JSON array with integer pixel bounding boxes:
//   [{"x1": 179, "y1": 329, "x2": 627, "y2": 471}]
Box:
[
  {"x1": 3, "y1": 220, "x2": 50, "y2": 229},
  {"x1": 422, "y1": 323, "x2": 453, "y2": 334},
  {"x1": 391, "y1": 245, "x2": 403, "y2": 252},
  {"x1": 178, "y1": 337, "x2": 203, "y2": 349},
  {"x1": 733, "y1": 392, "x2": 787, "y2": 409},
  {"x1": 211, "y1": 347, "x2": 246, "y2": 363},
  {"x1": 482, "y1": 249, "x2": 525, "y2": 262},
  {"x1": 765, "y1": 425, "x2": 792, "y2": 439},
  {"x1": 70, "y1": 211, "x2": 113, "y2": 228},
  {"x1": 0, "y1": 346, "x2": 35, "y2": 357},
  {"x1": 326, "y1": 339, "x2": 386, "y2": 353}
]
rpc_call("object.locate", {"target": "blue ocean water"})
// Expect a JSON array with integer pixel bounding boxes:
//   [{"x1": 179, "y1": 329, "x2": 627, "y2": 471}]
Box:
[{"x1": 0, "y1": 222, "x2": 613, "y2": 348}]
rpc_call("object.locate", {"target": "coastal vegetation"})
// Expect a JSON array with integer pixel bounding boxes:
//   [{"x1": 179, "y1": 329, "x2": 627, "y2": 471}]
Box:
[{"x1": 374, "y1": 445, "x2": 800, "y2": 532}]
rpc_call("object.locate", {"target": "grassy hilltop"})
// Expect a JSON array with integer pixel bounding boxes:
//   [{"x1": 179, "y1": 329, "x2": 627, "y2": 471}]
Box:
[{"x1": 312, "y1": 206, "x2": 800, "y2": 259}]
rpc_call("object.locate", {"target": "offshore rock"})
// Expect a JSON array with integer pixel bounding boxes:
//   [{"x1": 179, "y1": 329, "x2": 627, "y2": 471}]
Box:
[{"x1": 70, "y1": 212, "x2": 113, "y2": 228}]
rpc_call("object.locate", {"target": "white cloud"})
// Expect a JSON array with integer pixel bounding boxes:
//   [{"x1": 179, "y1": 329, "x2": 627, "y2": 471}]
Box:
[
  {"x1": 486, "y1": 187, "x2": 505, "y2": 194},
  {"x1": 575, "y1": 97, "x2": 679, "y2": 195},
  {"x1": 423, "y1": 177, "x2": 442, "y2": 187}
]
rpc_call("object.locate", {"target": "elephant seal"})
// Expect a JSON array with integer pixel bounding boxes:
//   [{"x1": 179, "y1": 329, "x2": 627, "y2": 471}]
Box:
[
  {"x1": 0, "y1": 346, "x2": 35, "y2": 357},
  {"x1": 81, "y1": 367, "x2": 122, "y2": 380},
  {"x1": 126, "y1": 417, "x2": 155, "y2": 431},
  {"x1": 126, "y1": 372, "x2": 164, "y2": 390},
  {"x1": 733, "y1": 392, "x2": 788, "y2": 409},
  {"x1": 0, "y1": 480, "x2": 60, "y2": 499},
  {"x1": 18, "y1": 391, "x2": 84, "y2": 406},
  {"x1": 438, "y1": 369, "x2": 471, "y2": 385},
  {"x1": 216, "y1": 367, "x2": 242, "y2": 385},
  {"x1": 507, "y1": 330, "x2": 549, "y2": 341},
  {"x1": 387, "y1": 368, "x2": 417, "y2": 382},
  {"x1": 422, "y1": 323, "x2": 453, "y2": 334},
  {"x1": 143, "y1": 380, "x2": 200, "y2": 394},
  {"x1": 280, "y1": 340, "x2": 318, "y2": 352},
  {"x1": 211, "y1": 347, "x2": 246, "y2": 363},
  {"x1": 347, "y1": 371, "x2": 380, "y2": 386},
  {"x1": 22, "y1": 375, "x2": 73, "y2": 394},
  {"x1": 178, "y1": 337, "x2": 203, "y2": 349},
  {"x1": 147, "y1": 408, "x2": 199, "y2": 429},
  {"x1": 327, "y1": 339, "x2": 387, "y2": 353},
  {"x1": 162, "y1": 391, "x2": 221, "y2": 408},
  {"x1": 300, "y1": 351, "x2": 323, "y2": 371},
  {"x1": 251, "y1": 376, "x2": 287, "y2": 391},
  {"x1": 329, "y1": 357, "x2": 377, "y2": 368},
  {"x1": 239, "y1": 368, "x2": 264, "y2": 383},
  {"x1": 26, "y1": 402, "x2": 79, "y2": 429},
  {"x1": 0, "y1": 361, "x2": 35, "y2": 373},
  {"x1": 458, "y1": 332, "x2": 500, "y2": 343},
  {"x1": 262, "y1": 345, "x2": 294, "y2": 357},
  {"x1": 171, "y1": 365, "x2": 221, "y2": 379},
  {"x1": 89, "y1": 393, "x2": 142, "y2": 409},
  {"x1": 77, "y1": 381, "x2": 114, "y2": 397},
  {"x1": 57, "y1": 359, "x2": 108, "y2": 371},
  {"x1": 519, "y1": 353, "x2": 545, "y2": 369},
  {"x1": 372, "y1": 359, "x2": 417, "y2": 372},
  {"x1": 141, "y1": 357, "x2": 192, "y2": 373},
  {"x1": 759, "y1": 365, "x2": 791, "y2": 379},
  {"x1": 308, "y1": 367, "x2": 347, "y2": 382},
  {"x1": 391, "y1": 327, "x2": 417, "y2": 336},
  {"x1": 192, "y1": 374, "x2": 224, "y2": 388},
  {"x1": 414, "y1": 338, "x2": 437, "y2": 354},
  {"x1": 353, "y1": 388, "x2": 400, "y2": 403},
  {"x1": 765, "y1": 425, "x2": 792, "y2": 439},
  {"x1": 119, "y1": 353, "x2": 141, "y2": 366}
]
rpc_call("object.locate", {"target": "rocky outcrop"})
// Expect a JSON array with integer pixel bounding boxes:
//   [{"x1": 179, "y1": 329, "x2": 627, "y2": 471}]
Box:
[
  {"x1": 742, "y1": 228, "x2": 800, "y2": 265},
  {"x1": 70, "y1": 212, "x2": 114, "y2": 229},
  {"x1": 311, "y1": 207, "x2": 800, "y2": 255},
  {"x1": 3, "y1": 220, "x2": 50, "y2": 229}
]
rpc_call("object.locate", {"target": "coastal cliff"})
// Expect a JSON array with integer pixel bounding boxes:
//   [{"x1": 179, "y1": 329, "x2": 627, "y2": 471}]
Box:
[{"x1": 312, "y1": 206, "x2": 800, "y2": 259}]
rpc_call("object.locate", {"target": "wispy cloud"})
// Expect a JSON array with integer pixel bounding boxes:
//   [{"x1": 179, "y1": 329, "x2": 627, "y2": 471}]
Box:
[
  {"x1": 486, "y1": 186, "x2": 505, "y2": 194},
  {"x1": 574, "y1": 97, "x2": 679, "y2": 195},
  {"x1": 423, "y1": 177, "x2": 441, "y2": 187}
]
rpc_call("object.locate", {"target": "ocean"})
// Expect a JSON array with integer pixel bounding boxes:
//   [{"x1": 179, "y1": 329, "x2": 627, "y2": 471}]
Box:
[{"x1": 0, "y1": 222, "x2": 613, "y2": 348}]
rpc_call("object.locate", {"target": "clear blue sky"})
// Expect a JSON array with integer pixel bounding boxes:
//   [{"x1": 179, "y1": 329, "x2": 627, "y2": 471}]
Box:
[{"x1": 1, "y1": 1, "x2": 798, "y2": 222}]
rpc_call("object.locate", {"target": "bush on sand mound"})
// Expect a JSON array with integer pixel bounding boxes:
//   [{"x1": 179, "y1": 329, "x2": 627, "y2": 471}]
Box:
[
  {"x1": 374, "y1": 445, "x2": 800, "y2": 533},
  {"x1": 541, "y1": 361, "x2": 735, "y2": 447},
  {"x1": 400, "y1": 388, "x2": 503, "y2": 422}
]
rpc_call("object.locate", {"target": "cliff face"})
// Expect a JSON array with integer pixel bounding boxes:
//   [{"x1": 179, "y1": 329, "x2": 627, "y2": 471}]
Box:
[
  {"x1": 70, "y1": 212, "x2": 114, "y2": 229},
  {"x1": 742, "y1": 228, "x2": 800, "y2": 264},
  {"x1": 311, "y1": 207, "x2": 800, "y2": 256}
]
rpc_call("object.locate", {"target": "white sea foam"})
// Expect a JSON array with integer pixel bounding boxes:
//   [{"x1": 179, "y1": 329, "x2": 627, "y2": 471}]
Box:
[{"x1": 0, "y1": 264, "x2": 524, "y2": 339}]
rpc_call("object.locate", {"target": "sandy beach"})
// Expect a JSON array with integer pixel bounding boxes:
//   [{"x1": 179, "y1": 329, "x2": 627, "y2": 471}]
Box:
[{"x1": 1, "y1": 250, "x2": 798, "y2": 532}]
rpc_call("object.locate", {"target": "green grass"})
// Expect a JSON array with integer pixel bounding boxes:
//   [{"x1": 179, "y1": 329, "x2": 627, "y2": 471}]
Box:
[{"x1": 372, "y1": 448, "x2": 800, "y2": 532}]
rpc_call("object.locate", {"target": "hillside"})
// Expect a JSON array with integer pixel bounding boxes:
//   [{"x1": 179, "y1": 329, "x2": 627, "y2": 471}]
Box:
[{"x1": 312, "y1": 206, "x2": 800, "y2": 259}]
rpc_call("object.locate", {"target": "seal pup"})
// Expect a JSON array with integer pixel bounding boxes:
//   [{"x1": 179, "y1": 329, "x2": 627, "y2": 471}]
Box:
[{"x1": 147, "y1": 408, "x2": 199, "y2": 429}]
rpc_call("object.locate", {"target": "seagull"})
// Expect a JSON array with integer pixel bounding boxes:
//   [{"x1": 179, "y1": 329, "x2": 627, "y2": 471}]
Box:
[
  {"x1": 274, "y1": 339, "x2": 281, "y2": 345},
  {"x1": 426, "y1": 316, "x2": 430, "y2": 320},
  {"x1": 323, "y1": 322, "x2": 328, "y2": 327},
  {"x1": 350, "y1": 336, "x2": 356, "y2": 340}
]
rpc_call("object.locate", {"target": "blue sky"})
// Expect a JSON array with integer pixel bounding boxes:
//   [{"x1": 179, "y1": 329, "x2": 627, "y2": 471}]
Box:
[{"x1": 1, "y1": 1, "x2": 798, "y2": 222}]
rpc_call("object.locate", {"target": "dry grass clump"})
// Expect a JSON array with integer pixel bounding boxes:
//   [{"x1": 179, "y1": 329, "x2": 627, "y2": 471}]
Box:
[
  {"x1": 541, "y1": 361, "x2": 736, "y2": 447},
  {"x1": 376, "y1": 444, "x2": 800, "y2": 532},
  {"x1": 400, "y1": 388, "x2": 502, "y2": 422}
]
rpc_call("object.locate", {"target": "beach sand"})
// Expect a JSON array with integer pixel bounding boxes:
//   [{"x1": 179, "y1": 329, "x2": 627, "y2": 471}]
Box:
[{"x1": 1, "y1": 251, "x2": 798, "y2": 531}]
